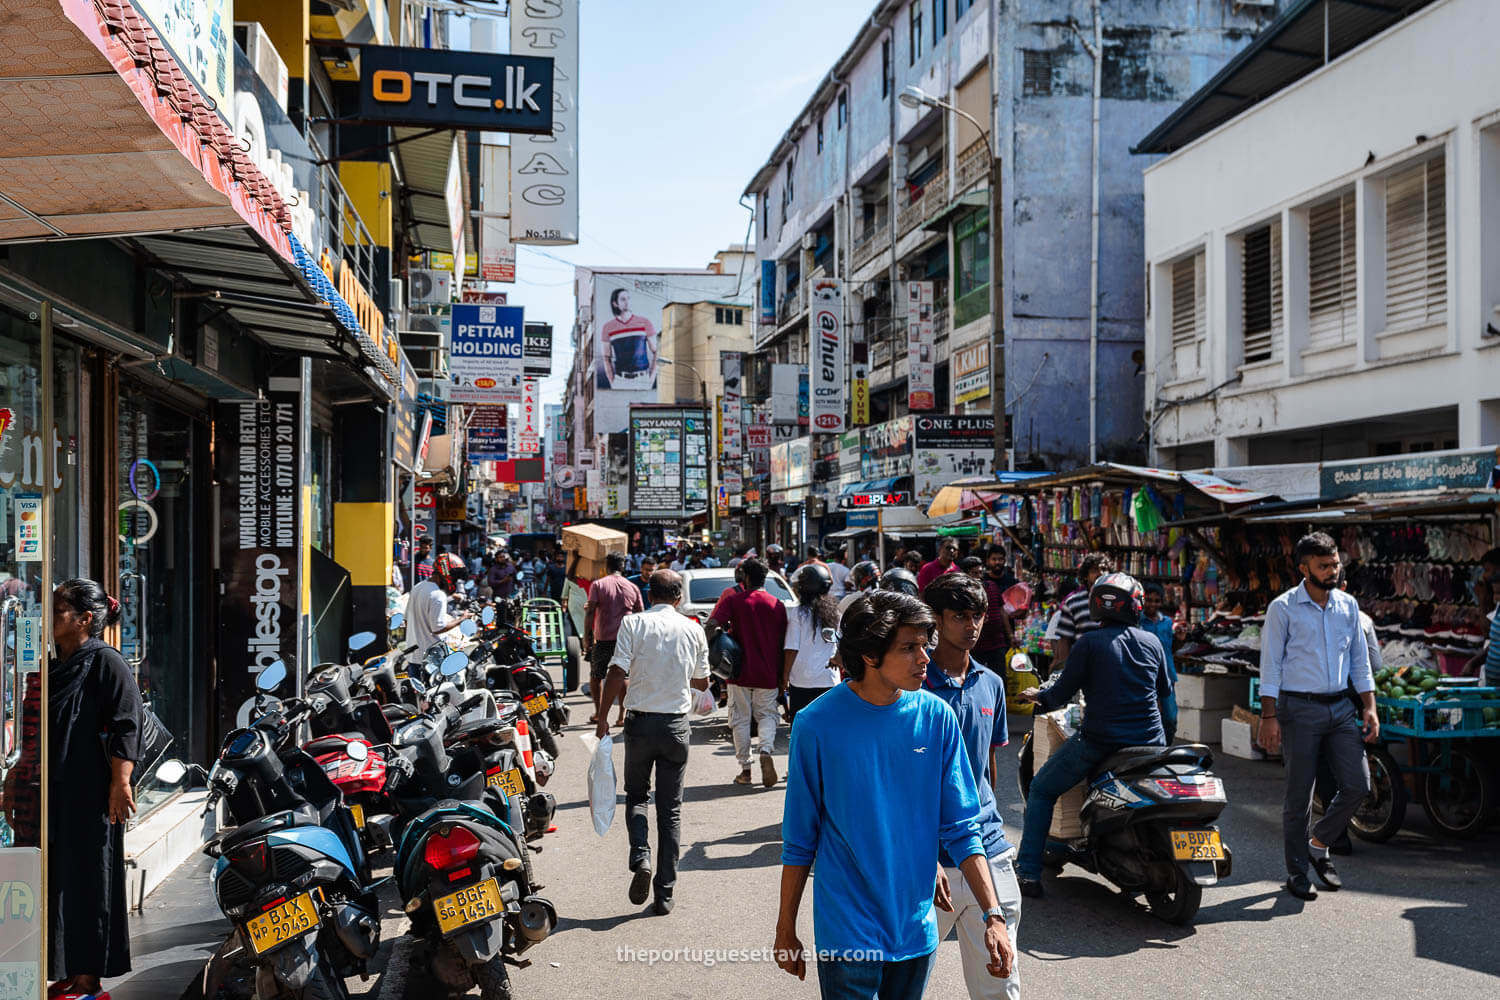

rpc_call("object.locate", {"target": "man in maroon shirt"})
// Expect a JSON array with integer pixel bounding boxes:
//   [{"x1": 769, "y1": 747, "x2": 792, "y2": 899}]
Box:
[
  {"x1": 710, "y1": 557, "x2": 788, "y2": 787},
  {"x1": 918, "y1": 538, "x2": 961, "y2": 592},
  {"x1": 585, "y1": 551, "x2": 645, "y2": 726}
]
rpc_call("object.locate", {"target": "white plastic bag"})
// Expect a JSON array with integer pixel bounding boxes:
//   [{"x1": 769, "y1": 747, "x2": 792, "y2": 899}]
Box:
[
  {"x1": 581, "y1": 733, "x2": 617, "y2": 836},
  {"x1": 690, "y1": 687, "x2": 716, "y2": 717}
]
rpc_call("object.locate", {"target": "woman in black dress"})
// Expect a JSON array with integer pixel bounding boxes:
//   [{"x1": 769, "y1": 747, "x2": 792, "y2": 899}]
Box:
[{"x1": 49, "y1": 579, "x2": 142, "y2": 999}]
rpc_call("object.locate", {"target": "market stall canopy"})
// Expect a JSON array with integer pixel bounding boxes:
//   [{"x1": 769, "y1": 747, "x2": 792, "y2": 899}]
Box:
[
  {"x1": 926, "y1": 472, "x2": 1048, "y2": 518},
  {"x1": 964, "y1": 463, "x2": 1280, "y2": 507}
]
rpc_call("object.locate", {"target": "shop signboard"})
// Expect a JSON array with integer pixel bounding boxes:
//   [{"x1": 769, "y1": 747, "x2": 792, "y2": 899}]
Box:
[
  {"x1": 460, "y1": 286, "x2": 507, "y2": 304},
  {"x1": 517, "y1": 380, "x2": 541, "y2": 455},
  {"x1": 770, "y1": 363, "x2": 804, "y2": 425},
  {"x1": 787, "y1": 437, "x2": 811, "y2": 489},
  {"x1": 357, "y1": 45, "x2": 554, "y2": 133},
  {"x1": 629, "y1": 407, "x2": 709, "y2": 519},
  {"x1": 759, "y1": 260, "x2": 776, "y2": 326},
  {"x1": 745, "y1": 487, "x2": 763, "y2": 514},
  {"x1": 524, "y1": 322, "x2": 553, "y2": 376},
  {"x1": 913, "y1": 415, "x2": 995, "y2": 508},
  {"x1": 215, "y1": 377, "x2": 304, "y2": 737},
  {"x1": 436, "y1": 494, "x2": 468, "y2": 522},
  {"x1": 808, "y1": 279, "x2": 845, "y2": 432},
  {"x1": 747, "y1": 423, "x2": 772, "y2": 448},
  {"x1": 812, "y1": 433, "x2": 841, "y2": 483},
  {"x1": 846, "y1": 509, "x2": 879, "y2": 527},
  {"x1": 481, "y1": 217, "x2": 517, "y2": 283},
  {"x1": 862, "y1": 416, "x2": 913, "y2": 480},
  {"x1": 467, "y1": 406, "x2": 509, "y2": 462},
  {"x1": 906, "y1": 281, "x2": 936, "y2": 410},
  {"x1": 449, "y1": 303, "x2": 524, "y2": 404},
  {"x1": 839, "y1": 490, "x2": 911, "y2": 510},
  {"x1": 134, "y1": 0, "x2": 233, "y2": 116},
  {"x1": 953, "y1": 338, "x2": 990, "y2": 404},
  {"x1": 721, "y1": 351, "x2": 743, "y2": 459},
  {"x1": 839, "y1": 431, "x2": 864, "y2": 489},
  {"x1": 1318, "y1": 449, "x2": 1500, "y2": 499},
  {"x1": 770, "y1": 442, "x2": 790, "y2": 495},
  {"x1": 509, "y1": 0, "x2": 579, "y2": 244}
]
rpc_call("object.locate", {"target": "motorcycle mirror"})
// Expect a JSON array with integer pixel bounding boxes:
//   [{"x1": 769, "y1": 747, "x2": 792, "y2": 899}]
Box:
[
  {"x1": 256, "y1": 661, "x2": 288, "y2": 692},
  {"x1": 155, "y1": 759, "x2": 188, "y2": 785},
  {"x1": 345, "y1": 741, "x2": 369, "y2": 762},
  {"x1": 348, "y1": 631, "x2": 377, "y2": 652},
  {"x1": 464, "y1": 580, "x2": 476, "y2": 593},
  {"x1": 389, "y1": 612, "x2": 405, "y2": 629},
  {"x1": 440, "y1": 651, "x2": 469, "y2": 677},
  {"x1": 460, "y1": 619, "x2": 479, "y2": 637},
  {"x1": 482, "y1": 606, "x2": 496, "y2": 626}
]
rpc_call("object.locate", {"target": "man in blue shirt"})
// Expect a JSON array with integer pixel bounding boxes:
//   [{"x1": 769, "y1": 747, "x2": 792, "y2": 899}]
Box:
[
  {"x1": 922, "y1": 575, "x2": 1021, "y2": 1000},
  {"x1": 1139, "y1": 584, "x2": 1179, "y2": 742},
  {"x1": 1017, "y1": 573, "x2": 1172, "y2": 897},
  {"x1": 1481, "y1": 549, "x2": 1500, "y2": 687},
  {"x1": 776, "y1": 591, "x2": 1014, "y2": 1000},
  {"x1": 1259, "y1": 532, "x2": 1377, "y2": 901},
  {"x1": 627, "y1": 555, "x2": 657, "y2": 608}
]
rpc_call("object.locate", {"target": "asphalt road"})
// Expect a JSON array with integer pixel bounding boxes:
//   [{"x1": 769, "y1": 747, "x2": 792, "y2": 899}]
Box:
[{"x1": 506, "y1": 687, "x2": 1500, "y2": 1000}]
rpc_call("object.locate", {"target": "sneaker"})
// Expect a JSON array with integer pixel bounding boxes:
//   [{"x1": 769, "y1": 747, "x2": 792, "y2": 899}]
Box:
[
  {"x1": 629, "y1": 865, "x2": 653, "y2": 905},
  {"x1": 733, "y1": 770, "x2": 752, "y2": 785},
  {"x1": 760, "y1": 752, "x2": 778, "y2": 788}
]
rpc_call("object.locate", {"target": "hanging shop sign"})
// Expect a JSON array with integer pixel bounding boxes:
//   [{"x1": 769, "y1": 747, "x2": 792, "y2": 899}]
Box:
[
  {"x1": 808, "y1": 279, "x2": 846, "y2": 432},
  {"x1": 509, "y1": 0, "x2": 579, "y2": 244},
  {"x1": 862, "y1": 416, "x2": 914, "y2": 480},
  {"x1": 215, "y1": 378, "x2": 304, "y2": 738},
  {"x1": 913, "y1": 415, "x2": 995, "y2": 508},
  {"x1": 770, "y1": 363, "x2": 805, "y2": 425},
  {"x1": 518, "y1": 380, "x2": 541, "y2": 455},
  {"x1": 524, "y1": 322, "x2": 553, "y2": 376},
  {"x1": 460, "y1": 286, "x2": 507, "y2": 304},
  {"x1": 1319, "y1": 449, "x2": 1500, "y2": 499},
  {"x1": 839, "y1": 490, "x2": 912, "y2": 510},
  {"x1": 746, "y1": 423, "x2": 772, "y2": 449},
  {"x1": 906, "y1": 280, "x2": 936, "y2": 410},
  {"x1": 953, "y1": 338, "x2": 990, "y2": 404},
  {"x1": 759, "y1": 260, "x2": 777, "y2": 326},
  {"x1": 721, "y1": 351, "x2": 743, "y2": 460},
  {"x1": 467, "y1": 406, "x2": 509, "y2": 462},
  {"x1": 630, "y1": 407, "x2": 710, "y2": 519},
  {"x1": 449, "y1": 303, "x2": 525, "y2": 404},
  {"x1": 358, "y1": 45, "x2": 554, "y2": 133}
]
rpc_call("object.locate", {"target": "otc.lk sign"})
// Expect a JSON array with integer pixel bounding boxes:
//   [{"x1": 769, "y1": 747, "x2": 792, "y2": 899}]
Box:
[
  {"x1": 808, "y1": 279, "x2": 845, "y2": 432},
  {"x1": 449, "y1": 304, "x2": 524, "y2": 404},
  {"x1": 358, "y1": 45, "x2": 554, "y2": 133}
]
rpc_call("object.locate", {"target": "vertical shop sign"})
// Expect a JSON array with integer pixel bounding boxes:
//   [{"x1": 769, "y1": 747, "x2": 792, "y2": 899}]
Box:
[
  {"x1": 808, "y1": 279, "x2": 845, "y2": 432},
  {"x1": 760, "y1": 259, "x2": 777, "y2": 326},
  {"x1": 952, "y1": 338, "x2": 990, "y2": 404},
  {"x1": 769, "y1": 363, "x2": 801, "y2": 425},
  {"x1": 449, "y1": 303, "x2": 525, "y2": 403},
  {"x1": 216, "y1": 380, "x2": 303, "y2": 736},
  {"x1": 721, "y1": 351, "x2": 743, "y2": 460},
  {"x1": 906, "y1": 281, "x2": 936, "y2": 410},
  {"x1": 518, "y1": 380, "x2": 541, "y2": 455},
  {"x1": 467, "y1": 407, "x2": 509, "y2": 462},
  {"x1": 510, "y1": 0, "x2": 579, "y2": 244},
  {"x1": 851, "y1": 312, "x2": 870, "y2": 427}
]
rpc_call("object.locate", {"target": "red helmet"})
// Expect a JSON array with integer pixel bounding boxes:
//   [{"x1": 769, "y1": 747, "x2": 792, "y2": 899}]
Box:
[{"x1": 1089, "y1": 572, "x2": 1144, "y2": 626}]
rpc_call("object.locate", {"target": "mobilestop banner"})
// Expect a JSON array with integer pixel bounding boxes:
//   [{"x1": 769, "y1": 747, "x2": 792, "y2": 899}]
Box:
[{"x1": 215, "y1": 377, "x2": 304, "y2": 737}]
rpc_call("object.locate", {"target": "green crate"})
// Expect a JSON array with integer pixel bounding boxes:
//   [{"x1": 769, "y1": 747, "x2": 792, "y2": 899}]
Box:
[{"x1": 1376, "y1": 685, "x2": 1500, "y2": 739}]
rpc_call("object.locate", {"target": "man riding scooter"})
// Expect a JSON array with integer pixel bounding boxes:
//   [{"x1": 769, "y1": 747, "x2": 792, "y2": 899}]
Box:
[{"x1": 1015, "y1": 572, "x2": 1175, "y2": 898}]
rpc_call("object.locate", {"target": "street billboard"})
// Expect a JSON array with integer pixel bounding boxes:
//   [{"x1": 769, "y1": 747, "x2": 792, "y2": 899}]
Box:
[
  {"x1": 467, "y1": 406, "x2": 509, "y2": 461},
  {"x1": 358, "y1": 45, "x2": 554, "y2": 133},
  {"x1": 770, "y1": 362, "x2": 805, "y2": 425},
  {"x1": 953, "y1": 337, "x2": 990, "y2": 404},
  {"x1": 523, "y1": 322, "x2": 553, "y2": 376},
  {"x1": 913, "y1": 415, "x2": 995, "y2": 508},
  {"x1": 808, "y1": 279, "x2": 845, "y2": 432},
  {"x1": 721, "y1": 351, "x2": 744, "y2": 460},
  {"x1": 449, "y1": 303, "x2": 524, "y2": 403},
  {"x1": 862, "y1": 415, "x2": 913, "y2": 479},
  {"x1": 629, "y1": 406, "x2": 710, "y2": 519}
]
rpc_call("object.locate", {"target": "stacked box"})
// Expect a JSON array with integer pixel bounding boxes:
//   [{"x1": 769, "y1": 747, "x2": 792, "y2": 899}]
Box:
[
  {"x1": 1175, "y1": 674, "x2": 1246, "y2": 710},
  {"x1": 1177, "y1": 707, "x2": 1233, "y2": 743},
  {"x1": 1031, "y1": 711, "x2": 1086, "y2": 839},
  {"x1": 560, "y1": 523, "x2": 628, "y2": 562}
]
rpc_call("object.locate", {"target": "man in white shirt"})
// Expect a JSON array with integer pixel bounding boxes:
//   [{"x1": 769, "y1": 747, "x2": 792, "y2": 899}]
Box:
[
  {"x1": 595, "y1": 570, "x2": 710, "y2": 916},
  {"x1": 826, "y1": 546, "x2": 851, "y2": 599},
  {"x1": 405, "y1": 559, "x2": 468, "y2": 655}
]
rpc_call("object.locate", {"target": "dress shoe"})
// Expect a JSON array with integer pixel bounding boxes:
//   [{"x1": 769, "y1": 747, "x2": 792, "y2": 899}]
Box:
[
  {"x1": 1017, "y1": 876, "x2": 1044, "y2": 899},
  {"x1": 1310, "y1": 857, "x2": 1342, "y2": 891},
  {"x1": 629, "y1": 865, "x2": 653, "y2": 905},
  {"x1": 654, "y1": 896, "x2": 675, "y2": 915},
  {"x1": 1285, "y1": 873, "x2": 1318, "y2": 900}
]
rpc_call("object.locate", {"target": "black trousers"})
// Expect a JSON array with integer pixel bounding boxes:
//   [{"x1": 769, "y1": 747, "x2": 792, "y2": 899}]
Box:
[
  {"x1": 623, "y1": 711, "x2": 691, "y2": 899},
  {"x1": 1280, "y1": 696, "x2": 1370, "y2": 876},
  {"x1": 786, "y1": 685, "x2": 832, "y2": 727}
]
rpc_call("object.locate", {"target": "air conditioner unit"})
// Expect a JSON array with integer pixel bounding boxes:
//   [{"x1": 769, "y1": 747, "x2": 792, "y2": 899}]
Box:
[
  {"x1": 234, "y1": 22, "x2": 289, "y2": 111},
  {"x1": 801, "y1": 233, "x2": 816, "y2": 251},
  {"x1": 409, "y1": 269, "x2": 452, "y2": 306}
]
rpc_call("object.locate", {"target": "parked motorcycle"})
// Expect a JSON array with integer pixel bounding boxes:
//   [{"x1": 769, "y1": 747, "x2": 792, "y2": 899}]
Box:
[
  {"x1": 1017, "y1": 738, "x2": 1232, "y2": 926},
  {"x1": 473, "y1": 605, "x2": 568, "y2": 759}
]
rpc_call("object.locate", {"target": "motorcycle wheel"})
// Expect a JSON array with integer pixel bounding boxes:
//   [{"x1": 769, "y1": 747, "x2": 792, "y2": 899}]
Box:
[
  {"x1": 534, "y1": 719, "x2": 561, "y2": 758},
  {"x1": 475, "y1": 954, "x2": 514, "y2": 1000},
  {"x1": 1145, "y1": 864, "x2": 1202, "y2": 926},
  {"x1": 1350, "y1": 744, "x2": 1406, "y2": 843},
  {"x1": 292, "y1": 968, "x2": 348, "y2": 1000},
  {"x1": 1420, "y1": 746, "x2": 1497, "y2": 839},
  {"x1": 564, "y1": 636, "x2": 582, "y2": 693}
]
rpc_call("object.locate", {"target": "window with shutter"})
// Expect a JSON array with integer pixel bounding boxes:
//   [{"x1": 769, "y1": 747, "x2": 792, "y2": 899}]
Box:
[
  {"x1": 1384, "y1": 155, "x2": 1447, "y2": 331},
  {"x1": 1242, "y1": 222, "x2": 1282, "y2": 365},
  {"x1": 1171, "y1": 252, "x2": 1204, "y2": 351},
  {"x1": 1307, "y1": 191, "x2": 1356, "y2": 346}
]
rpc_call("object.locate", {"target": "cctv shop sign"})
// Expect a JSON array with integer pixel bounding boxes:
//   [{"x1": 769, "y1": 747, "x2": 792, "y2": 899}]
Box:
[
  {"x1": 359, "y1": 46, "x2": 554, "y2": 133},
  {"x1": 808, "y1": 279, "x2": 846, "y2": 433},
  {"x1": 449, "y1": 304, "x2": 525, "y2": 404}
]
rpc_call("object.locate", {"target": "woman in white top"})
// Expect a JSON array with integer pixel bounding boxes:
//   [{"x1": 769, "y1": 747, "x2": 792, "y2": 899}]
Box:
[{"x1": 783, "y1": 563, "x2": 842, "y2": 725}]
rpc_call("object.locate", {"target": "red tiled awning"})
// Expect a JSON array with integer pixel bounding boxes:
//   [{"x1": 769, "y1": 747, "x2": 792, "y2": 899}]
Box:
[{"x1": 0, "y1": 0, "x2": 291, "y2": 257}]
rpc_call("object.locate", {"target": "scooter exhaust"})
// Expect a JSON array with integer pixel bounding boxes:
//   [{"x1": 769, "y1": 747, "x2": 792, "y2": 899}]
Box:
[{"x1": 518, "y1": 896, "x2": 556, "y2": 943}]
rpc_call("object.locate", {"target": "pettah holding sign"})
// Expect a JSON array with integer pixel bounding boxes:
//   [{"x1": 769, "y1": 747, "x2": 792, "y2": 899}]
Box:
[{"x1": 449, "y1": 303, "x2": 525, "y2": 403}]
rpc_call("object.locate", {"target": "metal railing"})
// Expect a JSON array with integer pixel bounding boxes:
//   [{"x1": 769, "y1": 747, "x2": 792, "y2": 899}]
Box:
[
  {"x1": 306, "y1": 134, "x2": 378, "y2": 294},
  {"x1": 851, "y1": 208, "x2": 890, "y2": 270},
  {"x1": 955, "y1": 138, "x2": 990, "y2": 194},
  {"x1": 897, "y1": 165, "x2": 949, "y2": 238},
  {"x1": 777, "y1": 282, "x2": 806, "y2": 326},
  {"x1": 932, "y1": 305, "x2": 949, "y2": 342}
]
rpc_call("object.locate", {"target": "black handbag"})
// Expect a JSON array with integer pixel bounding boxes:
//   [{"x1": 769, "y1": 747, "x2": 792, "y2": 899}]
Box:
[{"x1": 709, "y1": 630, "x2": 744, "y2": 682}]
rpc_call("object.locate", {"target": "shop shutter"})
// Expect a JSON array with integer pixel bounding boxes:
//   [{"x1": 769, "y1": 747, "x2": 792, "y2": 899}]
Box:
[
  {"x1": 1242, "y1": 222, "x2": 1281, "y2": 364},
  {"x1": 1171, "y1": 252, "x2": 1204, "y2": 349},
  {"x1": 1307, "y1": 191, "x2": 1356, "y2": 346},
  {"x1": 1383, "y1": 154, "x2": 1447, "y2": 331}
]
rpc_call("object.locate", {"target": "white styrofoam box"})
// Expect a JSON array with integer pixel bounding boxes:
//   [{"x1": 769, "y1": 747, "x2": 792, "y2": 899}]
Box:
[
  {"x1": 1177, "y1": 707, "x2": 1233, "y2": 743},
  {"x1": 1220, "y1": 718, "x2": 1265, "y2": 760},
  {"x1": 1176, "y1": 674, "x2": 1248, "y2": 711}
]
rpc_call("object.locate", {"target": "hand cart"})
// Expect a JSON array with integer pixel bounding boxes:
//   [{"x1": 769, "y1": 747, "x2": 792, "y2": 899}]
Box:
[{"x1": 520, "y1": 598, "x2": 583, "y2": 693}]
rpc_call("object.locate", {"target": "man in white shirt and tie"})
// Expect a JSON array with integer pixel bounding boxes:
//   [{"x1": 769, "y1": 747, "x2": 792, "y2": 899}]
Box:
[{"x1": 595, "y1": 570, "x2": 710, "y2": 916}]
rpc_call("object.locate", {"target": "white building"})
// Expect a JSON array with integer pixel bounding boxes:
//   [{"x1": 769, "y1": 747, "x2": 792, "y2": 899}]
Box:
[{"x1": 1140, "y1": 0, "x2": 1500, "y2": 468}]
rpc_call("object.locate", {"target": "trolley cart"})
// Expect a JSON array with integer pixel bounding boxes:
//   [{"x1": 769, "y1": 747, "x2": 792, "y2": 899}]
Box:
[{"x1": 521, "y1": 597, "x2": 583, "y2": 693}]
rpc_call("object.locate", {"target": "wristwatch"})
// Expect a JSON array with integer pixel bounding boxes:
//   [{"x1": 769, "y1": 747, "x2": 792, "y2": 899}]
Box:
[{"x1": 981, "y1": 906, "x2": 1006, "y2": 924}]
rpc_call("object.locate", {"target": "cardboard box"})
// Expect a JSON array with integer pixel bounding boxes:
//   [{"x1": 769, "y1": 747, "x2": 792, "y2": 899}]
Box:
[
  {"x1": 1220, "y1": 718, "x2": 1264, "y2": 760},
  {"x1": 1176, "y1": 707, "x2": 1233, "y2": 743},
  {"x1": 572, "y1": 556, "x2": 609, "y2": 582},
  {"x1": 1176, "y1": 674, "x2": 1247, "y2": 711},
  {"x1": 1231, "y1": 704, "x2": 1261, "y2": 746},
  {"x1": 560, "y1": 523, "x2": 628, "y2": 563},
  {"x1": 1030, "y1": 711, "x2": 1086, "y2": 840}
]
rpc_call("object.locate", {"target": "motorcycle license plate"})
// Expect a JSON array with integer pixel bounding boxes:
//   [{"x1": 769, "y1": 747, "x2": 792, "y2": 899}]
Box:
[
  {"x1": 350, "y1": 803, "x2": 366, "y2": 829},
  {"x1": 244, "y1": 891, "x2": 320, "y2": 956},
  {"x1": 486, "y1": 767, "x2": 525, "y2": 797},
  {"x1": 524, "y1": 694, "x2": 549, "y2": 714},
  {"x1": 1170, "y1": 829, "x2": 1224, "y2": 861},
  {"x1": 434, "y1": 877, "x2": 504, "y2": 936}
]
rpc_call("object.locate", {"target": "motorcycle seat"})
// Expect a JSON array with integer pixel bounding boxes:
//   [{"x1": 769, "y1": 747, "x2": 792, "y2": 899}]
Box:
[
  {"x1": 1090, "y1": 743, "x2": 1214, "y2": 779},
  {"x1": 219, "y1": 805, "x2": 319, "y2": 854}
]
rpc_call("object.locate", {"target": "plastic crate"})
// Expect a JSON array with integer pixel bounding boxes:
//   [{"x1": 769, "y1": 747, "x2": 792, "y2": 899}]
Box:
[{"x1": 1375, "y1": 685, "x2": 1500, "y2": 738}]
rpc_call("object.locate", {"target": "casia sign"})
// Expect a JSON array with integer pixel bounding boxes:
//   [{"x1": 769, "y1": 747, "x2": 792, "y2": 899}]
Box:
[
  {"x1": 808, "y1": 279, "x2": 845, "y2": 432},
  {"x1": 359, "y1": 46, "x2": 555, "y2": 132}
]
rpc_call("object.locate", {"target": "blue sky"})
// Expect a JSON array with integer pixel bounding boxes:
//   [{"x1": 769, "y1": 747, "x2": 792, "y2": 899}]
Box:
[{"x1": 463, "y1": 1, "x2": 876, "y2": 402}]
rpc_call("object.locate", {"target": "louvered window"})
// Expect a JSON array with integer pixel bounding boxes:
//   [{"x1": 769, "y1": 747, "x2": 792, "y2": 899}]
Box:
[
  {"x1": 1384, "y1": 155, "x2": 1447, "y2": 331},
  {"x1": 1308, "y1": 191, "x2": 1356, "y2": 346},
  {"x1": 1242, "y1": 222, "x2": 1282, "y2": 365},
  {"x1": 1171, "y1": 252, "x2": 1204, "y2": 350}
]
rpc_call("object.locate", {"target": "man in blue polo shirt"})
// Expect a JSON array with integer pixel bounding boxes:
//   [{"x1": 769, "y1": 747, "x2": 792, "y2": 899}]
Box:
[
  {"x1": 922, "y1": 574, "x2": 1021, "y2": 1000},
  {"x1": 1481, "y1": 548, "x2": 1500, "y2": 687}
]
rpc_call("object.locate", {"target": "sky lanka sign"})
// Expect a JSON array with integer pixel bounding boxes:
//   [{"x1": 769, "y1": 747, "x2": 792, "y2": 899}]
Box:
[{"x1": 358, "y1": 46, "x2": 554, "y2": 132}]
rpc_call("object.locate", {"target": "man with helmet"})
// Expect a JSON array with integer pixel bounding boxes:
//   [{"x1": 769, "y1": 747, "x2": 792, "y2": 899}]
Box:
[
  {"x1": 881, "y1": 566, "x2": 921, "y2": 598},
  {"x1": 838, "y1": 560, "x2": 882, "y2": 618},
  {"x1": 764, "y1": 543, "x2": 786, "y2": 576},
  {"x1": 1014, "y1": 572, "x2": 1175, "y2": 898},
  {"x1": 406, "y1": 553, "x2": 470, "y2": 656}
]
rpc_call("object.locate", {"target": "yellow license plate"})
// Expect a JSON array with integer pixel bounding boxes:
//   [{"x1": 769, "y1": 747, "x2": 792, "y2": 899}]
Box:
[
  {"x1": 434, "y1": 877, "x2": 504, "y2": 936},
  {"x1": 524, "y1": 694, "x2": 549, "y2": 714},
  {"x1": 350, "y1": 803, "x2": 365, "y2": 829},
  {"x1": 486, "y1": 767, "x2": 525, "y2": 797},
  {"x1": 1170, "y1": 828, "x2": 1224, "y2": 861},
  {"x1": 244, "y1": 891, "x2": 320, "y2": 956}
]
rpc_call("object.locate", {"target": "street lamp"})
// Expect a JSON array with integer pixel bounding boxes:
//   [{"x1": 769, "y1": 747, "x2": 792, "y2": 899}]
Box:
[
  {"x1": 658, "y1": 357, "x2": 718, "y2": 534},
  {"x1": 899, "y1": 85, "x2": 1006, "y2": 472}
]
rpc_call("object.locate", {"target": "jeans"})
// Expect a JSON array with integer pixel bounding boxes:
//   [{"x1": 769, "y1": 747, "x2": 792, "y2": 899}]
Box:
[
  {"x1": 623, "y1": 712, "x2": 690, "y2": 898},
  {"x1": 936, "y1": 851, "x2": 1023, "y2": 1000},
  {"x1": 1279, "y1": 696, "x2": 1370, "y2": 877},
  {"x1": 1016, "y1": 732, "x2": 1110, "y2": 881},
  {"x1": 817, "y1": 951, "x2": 936, "y2": 1000},
  {"x1": 1161, "y1": 692, "x2": 1179, "y2": 744},
  {"x1": 727, "y1": 684, "x2": 780, "y2": 767}
]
